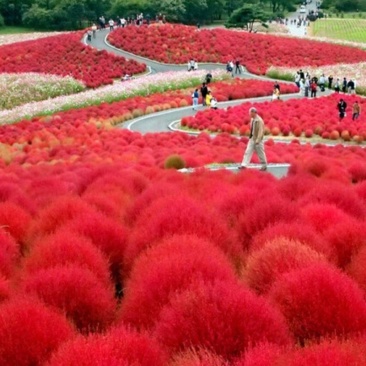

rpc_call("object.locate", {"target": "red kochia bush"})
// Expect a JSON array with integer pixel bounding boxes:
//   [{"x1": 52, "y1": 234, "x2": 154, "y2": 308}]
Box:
[
  {"x1": 154, "y1": 280, "x2": 292, "y2": 360},
  {"x1": 280, "y1": 338, "x2": 366, "y2": 366},
  {"x1": 22, "y1": 229, "x2": 111, "y2": 286},
  {"x1": 237, "y1": 338, "x2": 366, "y2": 366},
  {"x1": 250, "y1": 222, "x2": 332, "y2": 258},
  {"x1": 235, "y1": 343, "x2": 284, "y2": 366},
  {"x1": 0, "y1": 228, "x2": 19, "y2": 277},
  {"x1": 125, "y1": 194, "x2": 241, "y2": 271},
  {"x1": 299, "y1": 181, "x2": 366, "y2": 218},
  {"x1": 237, "y1": 194, "x2": 299, "y2": 248},
  {"x1": 269, "y1": 263, "x2": 366, "y2": 343},
  {"x1": 27, "y1": 195, "x2": 95, "y2": 243},
  {"x1": 0, "y1": 297, "x2": 75, "y2": 366},
  {"x1": 300, "y1": 203, "x2": 353, "y2": 233},
  {"x1": 63, "y1": 211, "x2": 128, "y2": 277},
  {"x1": 170, "y1": 349, "x2": 228, "y2": 366},
  {"x1": 347, "y1": 245, "x2": 366, "y2": 295},
  {"x1": 47, "y1": 326, "x2": 167, "y2": 366},
  {"x1": 121, "y1": 234, "x2": 238, "y2": 330},
  {"x1": 245, "y1": 237, "x2": 326, "y2": 294},
  {"x1": 21, "y1": 266, "x2": 116, "y2": 332},
  {"x1": 0, "y1": 202, "x2": 31, "y2": 246},
  {"x1": 323, "y1": 219, "x2": 366, "y2": 268}
]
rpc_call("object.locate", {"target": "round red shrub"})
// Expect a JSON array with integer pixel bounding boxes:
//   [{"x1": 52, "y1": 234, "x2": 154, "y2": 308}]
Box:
[
  {"x1": 235, "y1": 343, "x2": 284, "y2": 366},
  {"x1": 0, "y1": 276, "x2": 10, "y2": 303},
  {"x1": 0, "y1": 228, "x2": 19, "y2": 277},
  {"x1": 23, "y1": 229, "x2": 111, "y2": 286},
  {"x1": 47, "y1": 326, "x2": 167, "y2": 366},
  {"x1": 0, "y1": 297, "x2": 75, "y2": 366},
  {"x1": 125, "y1": 194, "x2": 240, "y2": 272},
  {"x1": 21, "y1": 266, "x2": 116, "y2": 332},
  {"x1": 323, "y1": 218, "x2": 366, "y2": 268},
  {"x1": 245, "y1": 237, "x2": 326, "y2": 294},
  {"x1": 304, "y1": 129, "x2": 313, "y2": 138},
  {"x1": 154, "y1": 280, "x2": 292, "y2": 360},
  {"x1": 250, "y1": 221, "x2": 332, "y2": 258},
  {"x1": 0, "y1": 202, "x2": 31, "y2": 246},
  {"x1": 279, "y1": 338, "x2": 366, "y2": 366},
  {"x1": 27, "y1": 195, "x2": 94, "y2": 243},
  {"x1": 269, "y1": 263, "x2": 366, "y2": 343},
  {"x1": 299, "y1": 181, "x2": 365, "y2": 218},
  {"x1": 238, "y1": 194, "x2": 299, "y2": 248},
  {"x1": 346, "y1": 245, "x2": 366, "y2": 295},
  {"x1": 170, "y1": 349, "x2": 228, "y2": 366},
  {"x1": 330, "y1": 130, "x2": 340, "y2": 140},
  {"x1": 120, "y1": 234, "x2": 238, "y2": 330},
  {"x1": 63, "y1": 211, "x2": 128, "y2": 278},
  {"x1": 300, "y1": 203, "x2": 352, "y2": 233}
]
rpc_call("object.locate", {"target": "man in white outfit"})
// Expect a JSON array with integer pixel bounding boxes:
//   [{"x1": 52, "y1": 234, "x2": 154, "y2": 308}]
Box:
[{"x1": 239, "y1": 107, "x2": 267, "y2": 171}]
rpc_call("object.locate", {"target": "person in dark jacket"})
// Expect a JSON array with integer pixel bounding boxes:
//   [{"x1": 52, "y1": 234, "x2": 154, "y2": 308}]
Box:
[
  {"x1": 200, "y1": 82, "x2": 208, "y2": 106},
  {"x1": 337, "y1": 99, "x2": 347, "y2": 120}
]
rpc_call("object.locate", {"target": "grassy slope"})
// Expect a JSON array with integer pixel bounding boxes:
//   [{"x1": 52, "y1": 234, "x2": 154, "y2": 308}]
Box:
[{"x1": 310, "y1": 18, "x2": 366, "y2": 42}]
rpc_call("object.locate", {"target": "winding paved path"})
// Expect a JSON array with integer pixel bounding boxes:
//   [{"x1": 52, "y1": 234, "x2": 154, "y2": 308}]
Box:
[{"x1": 85, "y1": 26, "x2": 333, "y2": 177}]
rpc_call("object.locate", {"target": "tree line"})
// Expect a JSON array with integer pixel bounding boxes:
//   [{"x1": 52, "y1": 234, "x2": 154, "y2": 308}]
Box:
[{"x1": 0, "y1": 0, "x2": 304, "y2": 30}]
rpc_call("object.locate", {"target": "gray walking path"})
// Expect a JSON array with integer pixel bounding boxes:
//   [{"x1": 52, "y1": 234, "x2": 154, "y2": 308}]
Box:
[{"x1": 85, "y1": 25, "x2": 334, "y2": 177}]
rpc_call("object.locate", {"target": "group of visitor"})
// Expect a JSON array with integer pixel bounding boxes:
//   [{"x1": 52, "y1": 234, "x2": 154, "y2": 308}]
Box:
[
  {"x1": 226, "y1": 60, "x2": 243, "y2": 76},
  {"x1": 187, "y1": 59, "x2": 198, "y2": 72},
  {"x1": 295, "y1": 69, "x2": 357, "y2": 97},
  {"x1": 192, "y1": 74, "x2": 216, "y2": 110},
  {"x1": 86, "y1": 12, "x2": 167, "y2": 42},
  {"x1": 337, "y1": 99, "x2": 361, "y2": 122}
]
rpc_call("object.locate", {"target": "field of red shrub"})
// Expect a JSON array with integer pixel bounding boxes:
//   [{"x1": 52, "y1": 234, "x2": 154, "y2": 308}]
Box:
[
  {"x1": 181, "y1": 93, "x2": 366, "y2": 142},
  {"x1": 108, "y1": 24, "x2": 366, "y2": 74},
  {"x1": 0, "y1": 32, "x2": 146, "y2": 87},
  {"x1": 0, "y1": 139, "x2": 365, "y2": 362},
  {"x1": 3, "y1": 26, "x2": 366, "y2": 365}
]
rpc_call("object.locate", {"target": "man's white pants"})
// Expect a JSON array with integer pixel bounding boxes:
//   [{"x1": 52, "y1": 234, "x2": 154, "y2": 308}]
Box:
[{"x1": 241, "y1": 139, "x2": 267, "y2": 167}]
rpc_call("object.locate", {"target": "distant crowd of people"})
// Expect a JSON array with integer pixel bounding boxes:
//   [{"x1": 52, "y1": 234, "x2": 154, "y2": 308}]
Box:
[
  {"x1": 86, "y1": 13, "x2": 167, "y2": 41},
  {"x1": 294, "y1": 69, "x2": 361, "y2": 121},
  {"x1": 295, "y1": 69, "x2": 357, "y2": 98}
]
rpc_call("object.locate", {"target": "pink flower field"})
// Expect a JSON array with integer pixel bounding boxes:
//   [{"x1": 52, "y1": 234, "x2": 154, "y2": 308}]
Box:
[{"x1": 1, "y1": 24, "x2": 366, "y2": 365}]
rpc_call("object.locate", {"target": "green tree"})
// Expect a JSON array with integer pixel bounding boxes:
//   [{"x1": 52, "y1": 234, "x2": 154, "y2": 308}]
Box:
[
  {"x1": 161, "y1": 0, "x2": 186, "y2": 22},
  {"x1": 225, "y1": 3, "x2": 270, "y2": 30},
  {"x1": 184, "y1": 0, "x2": 208, "y2": 23},
  {"x1": 225, "y1": 0, "x2": 244, "y2": 16},
  {"x1": 22, "y1": 4, "x2": 53, "y2": 28},
  {"x1": 109, "y1": 0, "x2": 147, "y2": 18},
  {"x1": 206, "y1": 0, "x2": 225, "y2": 21}
]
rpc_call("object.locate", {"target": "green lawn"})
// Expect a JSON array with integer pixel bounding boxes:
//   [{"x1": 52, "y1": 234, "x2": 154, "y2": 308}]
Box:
[
  {"x1": 0, "y1": 26, "x2": 36, "y2": 34},
  {"x1": 311, "y1": 18, "x2": 366, "y2": 42}
]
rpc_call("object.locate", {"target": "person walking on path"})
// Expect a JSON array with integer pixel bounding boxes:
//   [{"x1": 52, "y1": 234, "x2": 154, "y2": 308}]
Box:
[
  {"x1": 352, "y1": 101, "x2": 361, "y2": 121},
  {"x1": 347, "y1": 79, "x2": 356, "y2": 94},
  {"x1": 92, "y1": 23, "x2": 97, "y2": 38},
  {"x1": 338, "y1": 99, "x2": 347, "y2": 121},
  {"x1": 235, "y1": 60, "x2": 241, "y2": 74},
  {"x1": 319, "y1": 74, "x2": 326, "y2": 92},
  {"x1": 239, "y1": 107, "x2": 267, "y2": 171},
  {"x1": 200, "y1": 83, "x2": 208, "y2": 106},
  {"x1": 334, "y1": 78, "x2": 340, "y2": 93},
  {"x1": 328, "y1": 75, "x2": 333, "y2": 89},
  {"x1": 109, "y1": 19, "x2": 114, "y2": 31},
  {"x1": 310, "y1": 80, "x2": 317, "y2": 98},
  {"x1": 342, "y1": 77, "x2": 347, "y2": 93},
  {"x1": 192, "y1": 89, "x2": 199, "y2": 110}
]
